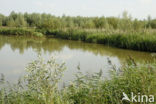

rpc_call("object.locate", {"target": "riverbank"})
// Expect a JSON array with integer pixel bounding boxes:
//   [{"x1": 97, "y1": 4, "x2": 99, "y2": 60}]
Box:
[
  {"x1": 0, "y1": 56, "x2": 155, "y2": 104},
  {"x1": 0, "y1": 27, "x2": 43, "y2": 37},
  {"x1": 41, "y1": 29, "x2": 156, "y2": 52},
  {"x1": 0, "y1": 27, "x2": 156, "y2": 52}
]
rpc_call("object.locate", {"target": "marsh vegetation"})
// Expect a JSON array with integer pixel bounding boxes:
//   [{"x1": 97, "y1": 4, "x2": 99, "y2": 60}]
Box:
[
  {"x1": 0, "y1": 11, "x2": 156, "y2": 52},
  {"x1": 0, "y1": 11, "x2": 156, "y2": 104},
  {"x1": 0, "y1": 56, "x2": 155, "y2": 104}
]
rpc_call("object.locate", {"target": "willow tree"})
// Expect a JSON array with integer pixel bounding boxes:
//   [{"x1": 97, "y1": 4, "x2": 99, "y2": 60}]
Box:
[
  {"x1": 6, "y1": 17, "x2": 16, "y2": 27},
  {"x1": 15, "y1": 14, "x2": 27, "y2": 27},
  {"x1": 0, "y1": 14, "x2": 5, "y2": 26}
]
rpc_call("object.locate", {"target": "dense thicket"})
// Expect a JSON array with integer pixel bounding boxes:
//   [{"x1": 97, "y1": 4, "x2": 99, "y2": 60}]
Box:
[{"x1": 0, "y1": 11, "x2": 156, "y2": 30}]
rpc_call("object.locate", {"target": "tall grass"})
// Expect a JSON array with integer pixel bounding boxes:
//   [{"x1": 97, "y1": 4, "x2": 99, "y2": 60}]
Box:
[
  {"x1": 41, "y1": 29, "x2": 156, "y2": 52},
  {"x1": 62, "y1": 59, "x2": 156, "y2": 104},
  {"x1": 0, "y1": 27, "x2": 156, "y2": 52},
  {"x1": 0, "y1": 28, "x2": 43, "y2": 37},
  {"x1": 0, "y1": 56, "x2": 155, "y2": 104}
]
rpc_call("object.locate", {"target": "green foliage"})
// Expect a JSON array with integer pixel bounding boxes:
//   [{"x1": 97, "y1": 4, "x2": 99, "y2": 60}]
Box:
[
  {"x1": 33, "y1": 32, "x2": 44, "y2": 37},
  {"x1": 6, "y1": 17, "x2": 16, "y2": 27},
  {"x1": 0, "y1": 27, "x2": 156, "y2": 52},
  {"x1": 0, "y1": 56, "x2": 155, "y2": 104},
  {"x1": 25, "y1": 55, "x2": 66, "y2": 104},
  {"x1": 40, "y1": 29, "x2": 156, "y2": 52},
  {"x1": 14, "y1": 14, "x2": 27, "y2": 27},
  {"x1": 150, "y1": 19, "x2": 156, "y2": 28},
  {"x1": 0, "y1": 11, "x2": 156, "y2": 52},
  {"x1": 5, "y1": 12, "x2": 27, "y2": 27},
  {"x1": 0, "y1": 28, "x2": 44, "y2": 37},
  {"x1": 0, "y1": 28, "x2": 34, "y2": 35},
  {"x1": 39, "y1": 17, "x2": 61, "y2": 29},
  {"x1": 24, "y1": 13, "x2": 42, "y2": 27},
  {"x1": 62, "y1": 59, "x2": 156, "y2": 104},
  {"x1": 0, "y1": 11, "x2": 156, "y2": 30},
  {"x1": 0, "y1": 14, "x2": 5, "y2": 26},
  {"x1": 0, "y1": 55, "x2": 66, "y2": 104}
]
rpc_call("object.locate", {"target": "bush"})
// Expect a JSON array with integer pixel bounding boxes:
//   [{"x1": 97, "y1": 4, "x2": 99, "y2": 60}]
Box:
[
  {"x1": 0, "y1": 28, "x2": 44, "y2": 37},
  {"x1": 0, "y1": 56, "x2": 155, "y2": 104},
  {"x1": 0, "y1": 28, "x2": 34, "y2": 35},
  {"x1": 33, "y1": 32, "x2": 43, "y2": 37}
]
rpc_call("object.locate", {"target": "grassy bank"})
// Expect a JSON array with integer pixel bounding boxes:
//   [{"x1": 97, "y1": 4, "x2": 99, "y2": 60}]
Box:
[
  {"x1": 0, "y1": 27, "x2": 156, "y2": 52},
  {"x1": 0, "y1": 56, "x2": 156, "y2": 104},
  {"x1": 0, "y1": 27, "x2": 43, "y2": 37},
  {"x1": 40, "y1": 29, "x2": 156, "y2": 52}
]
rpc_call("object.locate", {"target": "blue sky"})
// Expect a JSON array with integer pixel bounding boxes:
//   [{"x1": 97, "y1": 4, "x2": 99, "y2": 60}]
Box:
[{"x1": 0, "y1": 0, "x2": 155, "y2": 19}]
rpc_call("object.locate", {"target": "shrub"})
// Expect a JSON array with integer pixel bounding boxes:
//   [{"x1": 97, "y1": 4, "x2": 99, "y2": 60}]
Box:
[
  {"x1": 0, "y1": 56, "x2": 155, "y2": 104},
  {"x1": 33, "y1": 32, "x2": 43, "y2": 37}
]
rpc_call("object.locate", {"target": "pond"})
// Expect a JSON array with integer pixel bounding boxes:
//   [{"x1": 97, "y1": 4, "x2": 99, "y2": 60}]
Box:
[{"x1": 0, "y1": 35, "x2": 155, "y2": 84}]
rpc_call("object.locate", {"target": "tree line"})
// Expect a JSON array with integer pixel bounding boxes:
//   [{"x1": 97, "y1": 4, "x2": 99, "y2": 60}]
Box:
[{"x1": 0, "y1": 11, "x2": 156, "y2": 30}]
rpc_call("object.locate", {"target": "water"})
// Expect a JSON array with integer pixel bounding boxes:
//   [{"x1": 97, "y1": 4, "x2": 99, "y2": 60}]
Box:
[{"x1": 0, "y1": 35, "x2": 155, "y2": 84}]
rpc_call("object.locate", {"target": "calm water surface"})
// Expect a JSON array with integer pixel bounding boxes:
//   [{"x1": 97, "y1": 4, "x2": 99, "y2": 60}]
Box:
[{"x1": 0, "y1": 35, "x2": 155, "y2": 84}]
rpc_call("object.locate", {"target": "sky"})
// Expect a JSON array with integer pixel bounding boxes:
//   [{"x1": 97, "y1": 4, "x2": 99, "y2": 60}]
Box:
[{"x1": 0, "y1": 0, "x2": 155, "y2": 19}]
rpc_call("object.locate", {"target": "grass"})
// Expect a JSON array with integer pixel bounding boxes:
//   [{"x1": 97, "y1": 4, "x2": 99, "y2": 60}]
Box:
[
  {"x1": 0, "y1": 27, "x2": 43, "y2": 37},
  {"x1": 39, "y1": 29, "x2": 156, "y2": 52},
  {"x1": 0, "y1": 56, "x2": 155, "y2": 104},
  {"x1": 0, "y1": 27, "x2": 156, "y2": 52}
]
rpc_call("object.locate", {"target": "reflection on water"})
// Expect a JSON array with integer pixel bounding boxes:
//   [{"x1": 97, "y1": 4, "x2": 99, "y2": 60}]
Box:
[{"x1": 0, "y1": 35, "x2": 155, "y2": 83}]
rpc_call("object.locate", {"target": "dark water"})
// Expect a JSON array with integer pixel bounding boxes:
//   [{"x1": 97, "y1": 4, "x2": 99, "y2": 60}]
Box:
[{"x1": 0, "y1": 35, "x2": 155, "y2": 83}]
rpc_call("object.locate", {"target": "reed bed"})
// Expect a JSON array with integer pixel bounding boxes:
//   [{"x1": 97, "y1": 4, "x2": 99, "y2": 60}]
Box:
[
  {"x1": 0, "y1": 27, "x2": 156, "y2": 52},
  {"x1": 42, "y1": 29, "x2": 156, "y2": 52}
]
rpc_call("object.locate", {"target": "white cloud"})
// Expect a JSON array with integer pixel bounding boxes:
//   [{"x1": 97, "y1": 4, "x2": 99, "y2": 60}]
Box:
[
  {"x1": 138, "y1": 0, "x2": 153, "y2": 4},
  {"x1": 34, "y1": 1, "x2": 55, "y2": 10}
]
